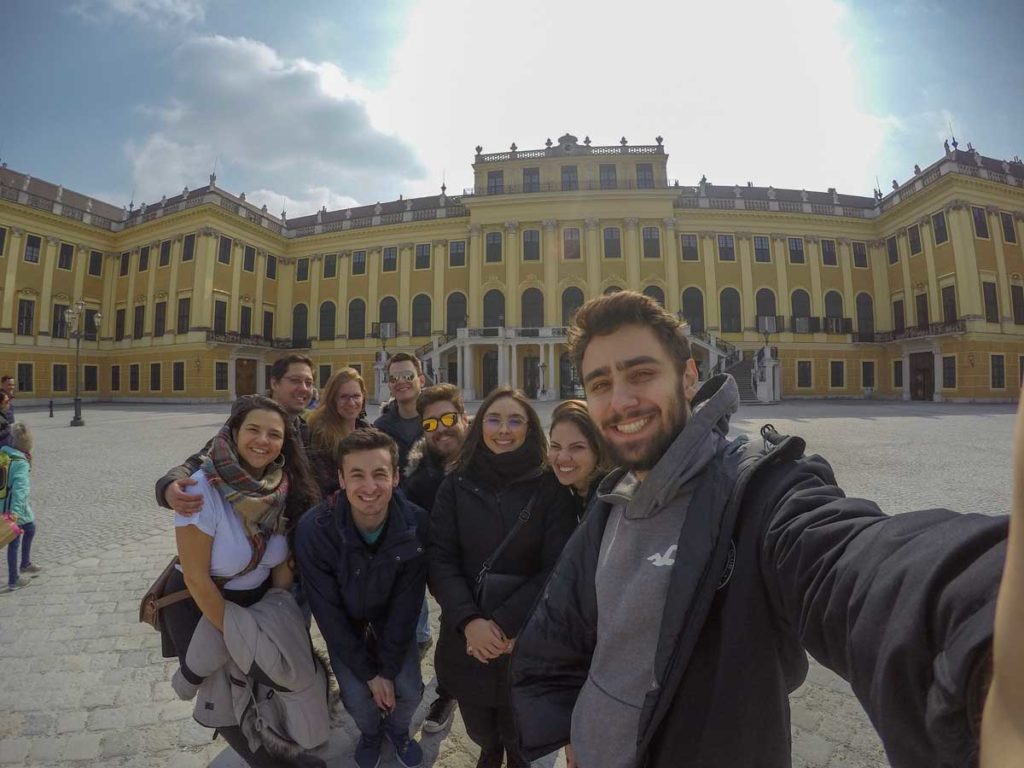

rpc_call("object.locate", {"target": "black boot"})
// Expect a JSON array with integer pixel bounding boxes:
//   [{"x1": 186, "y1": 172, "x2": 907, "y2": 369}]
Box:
[{"x1": 475, "y1": 748, "x2": 504, "y2": 768}]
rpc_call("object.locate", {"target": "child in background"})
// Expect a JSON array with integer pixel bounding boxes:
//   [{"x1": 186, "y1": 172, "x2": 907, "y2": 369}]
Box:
[{"x1": 4, "y1": 423, "x2": 38, "y2": 592}]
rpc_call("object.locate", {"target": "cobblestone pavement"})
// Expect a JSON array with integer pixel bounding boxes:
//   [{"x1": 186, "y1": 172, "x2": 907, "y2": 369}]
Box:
[{"x1": 0, "y1": 397, "x2": 1014, "y2": 767}]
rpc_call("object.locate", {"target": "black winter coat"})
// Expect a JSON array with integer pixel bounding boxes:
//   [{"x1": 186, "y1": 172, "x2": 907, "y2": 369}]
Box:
[
  {"x1": 294, "y1": 489, "x2": 428, "y2": 681},
  {"x1": 373, "y1": 400, "x2": 420, "y2": 475},
  {"x1": 429, "y1": 468, "x2": 577, "y2": 706},
  {"x1": 400, "y1": 437, "x2": 447, "y2": 513},
  {"x1": 510, "y1": 432, "x2": 1005, "y2": 768}
]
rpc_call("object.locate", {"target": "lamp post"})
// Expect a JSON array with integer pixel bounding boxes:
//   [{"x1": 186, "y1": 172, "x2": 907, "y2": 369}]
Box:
[{"x1": 65, "y1": 300, "x2": 101, "y2": 427}]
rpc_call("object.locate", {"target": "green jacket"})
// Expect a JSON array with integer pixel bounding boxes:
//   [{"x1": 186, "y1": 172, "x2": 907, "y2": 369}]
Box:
[{"x1": 2, "y1": 446, "x2": 32, "y2": 524}]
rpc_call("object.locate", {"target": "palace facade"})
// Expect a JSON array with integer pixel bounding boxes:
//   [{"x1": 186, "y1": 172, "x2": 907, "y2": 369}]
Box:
[{"x1": 1, "y1": 133, "x2": 1023, "y2": 405}]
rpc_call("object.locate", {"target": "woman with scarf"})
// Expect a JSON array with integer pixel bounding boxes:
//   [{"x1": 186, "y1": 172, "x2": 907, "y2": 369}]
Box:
[
  {"x1": 162, "y1": 395, "x2": 320, "y2": 767},
  {"x1": 548, "y1": 399, "x2": 609, "y2": 522},
  {"x1": 429, "y1": 387, "x2": 576, "y2": 768},
  {"x1": 306, "y1": 367, "x2": 371, "y2": 496}
]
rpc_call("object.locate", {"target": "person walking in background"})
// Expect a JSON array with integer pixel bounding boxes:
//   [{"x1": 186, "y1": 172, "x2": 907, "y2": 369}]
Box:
[
  {"x1": 307, "y1": 367, "x2": 372, "y2": 497},
  {"x1": 0, "y1": 377, "x2": 15, "y2": 449},
  {"x1": 547, "y1": 400, "x2": 608, "y2": 521},
  {"x1": 0, "y1": 392, "x2": 12, "y2": 450},
  {"x1": 374, "y1": 352, "x2": 425, "y2": 475},
  {"x1": 3, "y1": 423, "x2": 37, "y2": 592}
]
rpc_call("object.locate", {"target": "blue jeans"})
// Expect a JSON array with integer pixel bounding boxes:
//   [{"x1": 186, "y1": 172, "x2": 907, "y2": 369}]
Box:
[
  {"x1": 416, "y1": 596, "x2": 430, "y2": 644},
  {"x1": 334, "y1": 640, "x2": 423, "y2": 738},
  {"x1": 6, "y1": 521, "x2": 35, "y2": 585}
]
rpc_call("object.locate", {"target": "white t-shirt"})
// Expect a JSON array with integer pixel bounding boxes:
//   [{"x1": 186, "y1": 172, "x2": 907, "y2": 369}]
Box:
[{"x1": 174, "y1": 470, "x2": 289, "y2": 590}]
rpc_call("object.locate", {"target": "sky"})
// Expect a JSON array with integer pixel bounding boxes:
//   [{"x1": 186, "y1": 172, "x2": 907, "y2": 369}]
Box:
[{"x1": 1, "y1": 0, "x2": 1021, "y2": 215}]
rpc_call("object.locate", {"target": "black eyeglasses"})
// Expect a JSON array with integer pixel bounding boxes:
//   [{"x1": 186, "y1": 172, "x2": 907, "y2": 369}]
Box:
[{"x1": 422, "y1": 412, "x2": 460, "y2": 432}]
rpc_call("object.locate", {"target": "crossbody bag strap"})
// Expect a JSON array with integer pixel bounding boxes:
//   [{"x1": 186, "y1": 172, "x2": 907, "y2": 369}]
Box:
[{"x1": 475, "y1": 488, "x2": 541, "y2": 585}]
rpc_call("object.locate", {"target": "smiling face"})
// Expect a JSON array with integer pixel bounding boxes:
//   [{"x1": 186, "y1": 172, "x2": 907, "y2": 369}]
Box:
[
  {"x1": 548, "y1": 420, "x2": 599, "y2": 494},
  {"x1": 581, "y1": 324, "x2": 699, "y2": 479},
  {"x1": 481, "y1": 396, "x2": 529, "y2": 454},
  {"x1": 387, "y1": 360, "x2": 423, "y2": 407},
  {"x1": 234, "y1": 408, "x2": 286, "y2": 477},
  {"x1": 339, "y1": 447, "x2": 399, "y2": 534},
  {"x1": 421, "y1": 399, "x2": 467, "y2": 460},
  {"x1": 270, "y1": 362, "x2": 314, "y2": 415},
  {"x1": 334, "y1": 379, "x2": 365, "y2": 422}
]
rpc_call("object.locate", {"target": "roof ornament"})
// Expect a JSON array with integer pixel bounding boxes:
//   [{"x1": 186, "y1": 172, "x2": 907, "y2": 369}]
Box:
[
  {"x1": 22, "y1": 175, "x2": 31, "y2": 191},
  {"x1": 345, "y1": 209, "x2": 351, "y2": 219},
  {"x1": 944, "y1": 139, "x2": 950, "y2": 154},
  {"x1": 316, "y1": 208, "x2": 323, "y2": 223},
  {"x1": 160, "y1": 195, "x2": 167, "y2": 206},
  {"x1": 913, "y1": 164, "x2": 921, "y2": 175},
  {"x1": 239, "y1": 192, "x2": 245, "y2": 202},
  {"x1": 209, "y1": 171, "x2": 216, "y2": 187},
  {"x1": 475, "y1": 145, "x2": 483, "y2": 157},
  {"x1": 545, "y1": 138, "x2": 553, "y2": 148},
  {"x1": 182, "y1": 185, "x2": 189, "y2": 199},
  {"x1": 620, "y1": 136, "x2": 628, "y2": 146},
  {"x1": 583, "y1": 136, "x2": 591, "y2": 146},
  {"x1": 767, "y1": 186, "x2": 776, "y2": 200},
  {"x1": 733, "y1": 185, "x2": 742, "y2": 198},
  {"x1": 86, "y1": 199, "x2": 93, "y2": 212},
  {"x1": 891, "y1": 179, "x2": 899, "y2": 190},
  {"x1": 56, "y1": 185, "x2": 64, "y2": 202},
  {"x1": 800, "y1": 189, "x2": 808, "y2": 201},
  {"x1": 261, "y1": 204, "x2": 268, "y2": 213},
  {"x1": 281, "y1": 208, "x2": 287, "y2": 222},
  {"x1": 656, "y1": 135, "x2": 663, "y2": 145},
  {"x1": 510, "y1": 142, "x2": 517, "y2": 152},
  {"x1": 829, "y1": 187, "x2": 839, "y2": 204},
  {"x1": 405, "y1": 198, "x2": 413, "y2": 211},
  {"x1": 374, "y1": 202, "x2": 382, "y2": 215}
]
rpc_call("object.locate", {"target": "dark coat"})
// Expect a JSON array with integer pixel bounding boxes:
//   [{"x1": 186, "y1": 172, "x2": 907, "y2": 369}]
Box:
[
  {"x1": 400, "y1": 437, "x2": 447, "y2": 513},
  {"x1": 373, "y1": 400, "x2": 420, "y2": 475},
  {"x1": 428, "y1": 467, "x2": 577, "y2": 707},
  {"x1": 306, "y1": 417, "x2": 371, "y2": 497},
  {"x1": 510, "y1": 427, "x2": 1005, "y2": 768},
  {"x1": 294, "y1": 488, "x2": 428, "y2": 681}
]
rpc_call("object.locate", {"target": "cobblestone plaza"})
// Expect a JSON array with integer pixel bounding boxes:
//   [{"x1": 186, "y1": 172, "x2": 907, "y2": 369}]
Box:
[{"x1": 0, "y1": 397, "x2": 1015, "y2": 767}]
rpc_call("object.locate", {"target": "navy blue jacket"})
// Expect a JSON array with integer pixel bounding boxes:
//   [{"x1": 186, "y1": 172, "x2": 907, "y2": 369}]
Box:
[
  {"x1": 373, "y1": 400, "x2": 421, "y2": 475},
  {"x1": 295, "y1": 488, "x2": 428, "y2": 681}
]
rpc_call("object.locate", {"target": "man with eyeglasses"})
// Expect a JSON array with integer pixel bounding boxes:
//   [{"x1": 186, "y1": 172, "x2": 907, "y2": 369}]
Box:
[{"x1": 373, "y1": 352, "x2": 426, "y2": 477}]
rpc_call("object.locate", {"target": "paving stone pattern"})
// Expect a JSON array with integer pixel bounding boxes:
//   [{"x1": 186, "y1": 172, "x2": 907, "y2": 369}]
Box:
[{"x1": 0, "y1": 399, "x2": 1013, "y2": 767}]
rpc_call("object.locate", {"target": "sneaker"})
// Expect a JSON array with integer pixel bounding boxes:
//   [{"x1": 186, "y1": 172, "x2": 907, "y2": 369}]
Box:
[
  {"x1": 21, "y1": 564, "x2": 41, "y2": 577},
  {"x1": 7, "y1": 576, "x2": 31, "y2": 592},
  {"x1": 417, "y1": 636, "x2": 433, "y2": 660},
  {"x1": 385, "y1": 726, "x2": 423, "y2": 768},
  {"x1": 354, "y1": 732, "x2": 383, "y2": 768},
  {"x1": 421, "y1": 694, "x2": 457, "y2": 733}
]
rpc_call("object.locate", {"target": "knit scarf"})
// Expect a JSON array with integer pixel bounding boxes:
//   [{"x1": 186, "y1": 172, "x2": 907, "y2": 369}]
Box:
[
  {"x1": 469, "y1": 442, "x2": 541, "y2": 491},
  {"x1": 201, "y1": 424, "x2": 289, "y2": 538}
]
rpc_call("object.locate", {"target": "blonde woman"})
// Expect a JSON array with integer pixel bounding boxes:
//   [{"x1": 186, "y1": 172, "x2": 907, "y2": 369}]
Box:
[{"x1": 307, "y1": 367, "x2": 371, "y2": 496}]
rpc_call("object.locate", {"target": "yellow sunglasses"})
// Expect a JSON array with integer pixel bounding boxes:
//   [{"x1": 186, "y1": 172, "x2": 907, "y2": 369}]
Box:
[{"x1": 422, "y1": 412, "x2": 460, "y2": 432}]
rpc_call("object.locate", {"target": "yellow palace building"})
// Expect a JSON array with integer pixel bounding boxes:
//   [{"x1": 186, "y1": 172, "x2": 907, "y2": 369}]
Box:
[{"x1": 1, "y1": 133, "x2": 1022, "y2": 405}]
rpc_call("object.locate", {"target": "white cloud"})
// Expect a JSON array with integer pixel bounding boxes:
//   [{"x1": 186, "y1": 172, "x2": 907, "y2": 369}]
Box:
[{"x1": 72, "y1": 0, "x2": 207, "y2": 26}]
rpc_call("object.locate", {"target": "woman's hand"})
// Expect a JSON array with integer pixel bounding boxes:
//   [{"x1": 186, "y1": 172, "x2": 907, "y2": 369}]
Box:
[
  {"x1": 565, "y1": 743, "x2": 578, "y2": 768},
  {"x1": 981, "y1": 385, "x2": 1024, "y2": 766},
  {"x1": 464, "y1": 618, "x2": 508, "y2": 662}
]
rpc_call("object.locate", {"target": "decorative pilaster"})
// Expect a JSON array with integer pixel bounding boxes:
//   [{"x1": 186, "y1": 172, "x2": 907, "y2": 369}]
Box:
[
  {"x1": 504, "y1": 221, "x2": 520, "y2": 326},
  {"x1": 623, "y1": 218, "x2": 640, "y2": 290},
  {"x1": 662, "y1": 218, "x2": 681, "y2": 314},
  {"x1": 468, "y1": 225, "x2": 482, "y2": 327}
]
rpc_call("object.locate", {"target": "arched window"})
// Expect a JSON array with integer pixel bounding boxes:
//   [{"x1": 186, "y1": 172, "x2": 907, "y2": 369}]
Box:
[
  {"x1": 561, "y1": 287, "x2": 584, "y2": 326},
  {"x1": 603, "y1": 285, "x2": 622, "y2": 296},
  {"x1": 483, "y1": 289, "x2": 505, "y2": 327},
  {"x1": 521, "y1": 288, "x2": 544, "y2": 328},
  {"x1": 643, "y1": 285, "x2": 666, "y2": 307},
  {"x1": 791, "y1": 289, "x2": 811, "y2": 317},
  {"x1": 292, "y1": 304, "x2": 308, "y2": 346},
  {"x1": 446, "y1": 292, "x2": 467, "y2": 336},
  {"x1": 755, "y1": 288, "x2": 776, "y2": 318},
  {"x1": 348, "y1": 298, "x2": 366, "y2": 340},
  {"x1": 412, "y1": 295, "x2": 431, "y2": 337},
  {"x1": 318, "y1": 301, "x2": 336, "y2": 341},
  {"x1": 682, "y1": 287, "x2": 704, "y2": 333},
  {"x1": 824, "y1": 291, "x2": 844, "y2": 318},
  {"x1": 856, "y1": 293, "x2": 874, "y2": 336},
  {"x1": 379, "y1": 297, "x2": 398, "y2": 334},
  {"x1": 719, "y1": 288, "x2": 741, "y2": 332}
]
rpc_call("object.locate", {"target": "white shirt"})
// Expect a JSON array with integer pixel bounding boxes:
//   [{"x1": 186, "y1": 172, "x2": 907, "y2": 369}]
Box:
[{"x1": 174, "y1": 470, "x2": 288, "y2": 590}]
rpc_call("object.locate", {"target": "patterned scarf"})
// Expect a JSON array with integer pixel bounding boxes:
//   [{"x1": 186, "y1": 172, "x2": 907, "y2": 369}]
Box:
[{"x1": 201, "y1": 424, "x2": 289, "y2": 539}]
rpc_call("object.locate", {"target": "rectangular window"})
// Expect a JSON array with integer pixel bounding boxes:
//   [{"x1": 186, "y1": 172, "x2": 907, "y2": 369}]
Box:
[
  {"x1": 111, "y1": 365, "x2": 120, "y2": 392},
  {"x1": 182, "y1": 233, "x2": 196, "y2": 261},
  {"x1": 522, "y1": 167, "x2": 540, "y2": 192},
  {"x1": 382, "y1": 247, "x2": 397, "y2": 272},
  {"x1": 160, "y1": 240, "x2": 171, "y2": 267},
  {"x1": 861, "y1": 361, "x2": 875, "y2": 389},
  {"x1": 485, "y1": 232, "x2": 502, "y2": 263},
  {"x1": 886, "y1": 236, "x2": 899, "y2": 264},
  {"x1": 942, "y1": 356, "x2": 956, "y2": 389},
  {"x1": 323, "y1": 253, "x2": 337, "y2": 278},
  {"x1": 84, "y1": 365, "x2": 98, "y2": 392},
  {"x1": 0, "y1": 227, "x2": 6, "y2": 257},
  {"x1": 788, "y1": 237, "x2": 804, "y2": 264},
  {"x1": 138, "y1": 245, "x2": 149, "y2": 272},
  {"x1": 852, "y1": 241, "x2": 868, "y2": 268},
  {"x1": 642, "y1": 227, "x2": 661, "y2": 259},
  {"x1": 523, "y1": 230, "x2": 540, "y2": 261},
  {"x1": 318, "y1": 365, "x2": 332, "y2": 388},
  {"x1": 972, "y1": 206, "x2": 990, "y2": 238},
  {"x1": 217, "y1": 236, "x2": 232, "y2": 264},
  {"x1": 240, "y1": 305, "x2": 252, "y2": 336},
  {"x1": 17, "y1": 299, "x2": 34, "y2": 336},
  {"x1": 681, "y1": 234, "x2": 698, "y2": 261},
  {"x1": 754, "y1": 236, "x2": 771, "y2": 263},
  {"x1": 296, "y1": 257, "x2": 310, "y2": 281},
  {"x1": 487, "y1": 170, "x2": 504, "y2": 195},
  {"x1": 150, "y1": 363, "x2": 161, "y2": 392},
  {"x1": 115, "y1": 307, "x2": 126, "y2": 340},
  {"x1": 263, "y1": 310, "x2": 274, "y2": 339},
  {"x1": 1012, "y1": 284, "x2": 1024, "y2": 324},
  {"x1": 415, "y1": 243, "x2": 431, "y2": 270},
  {"x1": 119, "y1": 251, "x2": 130, "y2": 276},
  {"x1": 604, "y1": 228, "x2": 622, "y2": 259},
  {"x1": 915, "y1": 293, "x2": 929, "y2": 329},
  {"x1": 893, "y1": 299, "x2": 905, "y2": 334},
  {"x1": 215, "y1": 362, "x2": 229, "y2": 391},
  {"x1": 932, "y1": 212, "x2": 949, "y2": 245},
  {"x1": 564, "y1": 228, "x2": 581, "y2": 260},
  {"x1": 177, "y1": 297, "x2": 191, "y2": 334},
  {"x1": 908, "y1": 225, "x2": 922, "y2": 255},
  {"x1": 829, "y1": 360, "x2": 845, "y2": 388},
  {"x1": 1001, "y1": 212, "x2": 1018, "y2": 244},
  {"x1": 561, "y1": 165, "x2": 578, "y2": 191},
  {"x1": 154, "y1": 301, "x2": 166, "y2": 337},
  {"x1": 636, "y1": 163, "x2": 655, "y2": 189},
  {"x1": 129, "y1": 364, "x2": 140, "y2": 392},
  {"x1": 84, "y1": 309, "x2": 98, "y2": 341},
  {"x1": 243, "y1": 245, "x2": 255, "y2": 272},
  {"x1": 16, "y1": 363, "x2": 33, "y2": 393},
  {"x1": 821, "y1": 239, "x2": 837, "y2": 266},
  {"x1": 58, "y1": 242, "x2": 74, "y2": 270},
  {"x1": 352, "y1": 250, "x2": 366, "y2": 275},
  {"x1": 449, "y1": 240, "x2": 466, "y2": 268},
  {"x1": 52, "y1": 364, "x2": 68, "y2": 392},
  {"x1": 942, "y1": 285, "x2": 958, "y2": 323},
  {"x1": 133, "y1": 305, "x2": 145, "y2": 339},
  {"x1": 718, "y1": 234, "x2": 735, "y2": 261},
  {"x1": 983, "y1": 281, "x2": 999, "y2": 322},
  {"x1": 24, "y1": 234, "x2": 41, "y2": 263},
  {"x1": 88, "y1": 249, "x2": 103, "y2": 276},
  {"x1": 893, "y1": 359, "x2": 903, "y2": 389},
  {"x1": 52, "y1": 303, "x2": 69, "y2": 338},
  {"x1": 797, "y1": 360, "x2": 812, "y2": 388},
  {"x1": 599, "y1": 164, "x2": 617, "y2": 189},
  {"x1": 173, "y1": 361, "x2": 185, "y2": 392},
  {"x1": 214, "y1": 299, "x2": 227, "y2": 334},
  {"x1": 991, "y1": 354, "x2": 1006, "y2": 389},
  {"x1": 266, "y1": 253, "x2": 277, "y2": 279}
]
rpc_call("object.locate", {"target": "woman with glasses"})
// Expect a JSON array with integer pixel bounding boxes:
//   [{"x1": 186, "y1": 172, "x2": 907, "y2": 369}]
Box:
[
  {"x1": 307, "y1": 367, "x2": 371, "y2": 496},
  {"x1": 548, "y1": 400, "x2": 609, "y2": 521},
  {"x1": 429, "y1": 387, "x2": 576, "y2": 768}
]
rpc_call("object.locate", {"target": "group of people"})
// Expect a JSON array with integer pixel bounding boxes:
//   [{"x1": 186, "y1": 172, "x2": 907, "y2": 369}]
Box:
[
  {"x1": 1, "y1": 375, "x2": 40, "y2": 593},
  {"x1": 152, "y1": 289, "x2": 1021, "y2": 768}
]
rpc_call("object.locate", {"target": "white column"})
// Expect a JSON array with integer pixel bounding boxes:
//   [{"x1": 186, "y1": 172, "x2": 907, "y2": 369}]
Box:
[
  {"x1": 497, "y1": 341, "x2": 507, "y2": 388},
  {"x1": 548, "y1": 342, "x2": 557, "y2": 396},
  {"x1": 509, "y1": 341, "x2": 518, "y2": 389},
  {"x1": 932, "y1": 346, "x2": 944, "y2": 402},
  {"x1": 464, "y1": 343, "x2": 475, "y2": 399}
]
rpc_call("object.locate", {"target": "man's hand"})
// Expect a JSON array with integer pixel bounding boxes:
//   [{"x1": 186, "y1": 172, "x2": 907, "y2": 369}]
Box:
[
  {"x1": 465, "y1": 618, "x2": 509, "y2": 663},
  {"x1": 981, "y1": 385, "x2": 1024, "y2": 766},
  {"x1": 165, "y1": 478, "x2": 203, "y2": 515},
  {"x1": 367, "y1": 676, "x2": 395, "y2": 712}
]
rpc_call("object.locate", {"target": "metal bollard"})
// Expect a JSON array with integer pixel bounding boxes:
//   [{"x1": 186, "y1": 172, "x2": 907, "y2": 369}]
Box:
[{"x1": 49, "y1": 400, "x2": 54, "y2": 417}]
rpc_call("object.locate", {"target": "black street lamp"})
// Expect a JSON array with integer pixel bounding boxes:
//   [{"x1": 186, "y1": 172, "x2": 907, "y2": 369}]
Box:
[{"x1": 65, "y1": 300, "x2": 101, "y2": 427}]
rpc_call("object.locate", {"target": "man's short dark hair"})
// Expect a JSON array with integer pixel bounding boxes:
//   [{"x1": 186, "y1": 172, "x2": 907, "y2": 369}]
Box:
[
  {"x1": 336, "y1": 428, "x2": 399, "y2": 472},
  {"x1": 416, "y1": 383, "x2": 464, "y2": 418},
  {"x1": 387, "y1": 352, "x2": 422, "y2": 376},
  {"x1": 270, "y1": 354, "x2": 314, "y2": 383},
  {"x1": 1, "y1": 376, "x2": 12, "y2": 384},
  {"x1": 568, "y1": 291, "x2": 691, "y2": 377}
]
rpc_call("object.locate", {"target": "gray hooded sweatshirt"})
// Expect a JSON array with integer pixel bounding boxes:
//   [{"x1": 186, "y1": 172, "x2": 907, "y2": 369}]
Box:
[{"x1": 570, "y1": 377, "x2": 738, "y2": 768}]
